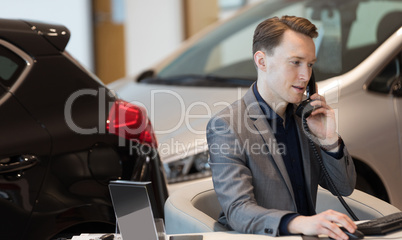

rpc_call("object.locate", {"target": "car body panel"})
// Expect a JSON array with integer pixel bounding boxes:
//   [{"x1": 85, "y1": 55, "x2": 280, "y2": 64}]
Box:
[
  {"x1": 112, "y1": 81, "x2": 248, "y2": 163},
  {"x1": 0, "y1": 91, "x2": 51, "y2": 239}
]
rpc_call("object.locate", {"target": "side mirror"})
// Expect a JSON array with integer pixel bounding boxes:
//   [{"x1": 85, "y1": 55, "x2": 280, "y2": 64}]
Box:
[
  {"x1": 392, "y1": 78, "x2": 402, "y2": 97},
  {"x1": 137, "y1": 69, "x2": 155, "y2": 82}
]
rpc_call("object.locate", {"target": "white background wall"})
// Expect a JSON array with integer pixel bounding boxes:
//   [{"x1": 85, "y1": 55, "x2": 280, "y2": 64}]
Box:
[
  {"x1": 123, "y1": 0, "x2": 184, "y2": 77},
  {"x1": 0, "y1": 0, "x2": 94, "y2": 71}
]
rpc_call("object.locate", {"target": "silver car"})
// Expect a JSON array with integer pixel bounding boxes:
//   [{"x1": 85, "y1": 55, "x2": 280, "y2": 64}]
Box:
[{"x1": 110, "y1": 0, "x2": 402, "y2": 209}]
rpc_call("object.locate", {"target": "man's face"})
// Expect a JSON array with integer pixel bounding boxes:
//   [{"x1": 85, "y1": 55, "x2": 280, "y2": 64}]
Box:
[{"x1": 258, "y1": 29, "x2": 316, "y2": 106}]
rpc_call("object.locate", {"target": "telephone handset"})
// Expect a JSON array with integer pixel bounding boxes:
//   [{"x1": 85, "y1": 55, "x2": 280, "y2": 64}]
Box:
[
  {"x1": 295, "y1": 70, "x2": 360, "y2": 221},
  {"x1": 296, "y1": 71, "x2": 316, "y2": 118}
]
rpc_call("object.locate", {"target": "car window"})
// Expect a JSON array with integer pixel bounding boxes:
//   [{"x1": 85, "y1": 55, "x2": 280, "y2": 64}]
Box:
[
  {"x1": 342, "y1": 3, "x2": 402, "y2": 74},
  {"x1": 0, "y1": 45, "x2": 26, "y2": 89},
  {"x1": 158, "y1": 0, "x2": 402, "y2": 84}
]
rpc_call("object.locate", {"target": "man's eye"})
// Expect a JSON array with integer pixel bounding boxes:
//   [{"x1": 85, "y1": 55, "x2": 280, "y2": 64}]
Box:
[
  {"x1": 292, "y1": 61, "x2": 300, "y2": 65},
  {"x1": 308, "y1": 63, "x2": 314, "y2": 67}
]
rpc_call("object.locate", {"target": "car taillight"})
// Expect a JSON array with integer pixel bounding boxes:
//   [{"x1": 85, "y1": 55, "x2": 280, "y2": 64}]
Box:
[{"x1": 106, "y1": 100, "x2": 157, "y2": 148}]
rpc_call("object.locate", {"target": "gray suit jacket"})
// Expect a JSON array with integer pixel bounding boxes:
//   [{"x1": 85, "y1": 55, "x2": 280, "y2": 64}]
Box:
[{"x1": 206, "y1": 85, "x2": 356, "y2": 236}]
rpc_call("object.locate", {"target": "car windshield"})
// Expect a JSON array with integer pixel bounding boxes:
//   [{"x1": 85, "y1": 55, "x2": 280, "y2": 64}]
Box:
[{"x1": 156, "y1": 0, "x2": 402, "y2": 84}]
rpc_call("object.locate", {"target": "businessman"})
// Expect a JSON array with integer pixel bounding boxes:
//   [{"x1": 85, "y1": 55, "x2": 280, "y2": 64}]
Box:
[{"x1": 206, "y1": 16, "x2": 357, "y2": 240}]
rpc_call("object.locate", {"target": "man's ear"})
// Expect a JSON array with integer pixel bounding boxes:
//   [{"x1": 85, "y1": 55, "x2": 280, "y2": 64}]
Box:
[{"x1": 254, "y1": 50, "x2": 267, "y2": 72}]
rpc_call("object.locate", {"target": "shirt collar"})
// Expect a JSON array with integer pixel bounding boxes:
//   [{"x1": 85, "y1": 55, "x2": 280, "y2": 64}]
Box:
[{"x1": 252, "y1": 82, "x2": 294, "y2": 122}]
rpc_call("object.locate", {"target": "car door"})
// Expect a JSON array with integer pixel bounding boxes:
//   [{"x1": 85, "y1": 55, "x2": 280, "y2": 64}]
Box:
[
  {"x1": 364, "y1": 51, "x2": 402, "y2": 206},
  {"x1": 391, "y1": 52, "x2": 402, "y2": 156},
  {"x1": 0, "y1": 41, "x2": 51, "y2": 239},
  {"x1": 383, "y1": 53, "x2": 402, "y2": 202}
]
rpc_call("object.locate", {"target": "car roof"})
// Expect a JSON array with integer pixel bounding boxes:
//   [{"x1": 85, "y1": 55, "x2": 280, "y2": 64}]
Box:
[{"x1": 0, "y1": 18, "x2": 70, "y2": 56}]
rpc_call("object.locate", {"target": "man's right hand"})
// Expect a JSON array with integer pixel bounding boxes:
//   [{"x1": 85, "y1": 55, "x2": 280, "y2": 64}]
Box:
[{"x1": 287, "y1": 209, "x2": 357, "y2": 240}]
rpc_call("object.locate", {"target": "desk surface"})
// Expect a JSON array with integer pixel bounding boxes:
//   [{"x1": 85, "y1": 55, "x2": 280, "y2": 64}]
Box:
[
  {"x1": 181, "y1": 231, "x2": 402, "y2": 239},
  {"x1": 72, "y1": 230, "x2": 402, "y2": 240}
]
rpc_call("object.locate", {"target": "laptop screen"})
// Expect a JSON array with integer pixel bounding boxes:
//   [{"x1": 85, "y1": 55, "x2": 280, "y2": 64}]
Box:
[{"x1": 109, "y1": 180, "x2": 165, "y2": 240}]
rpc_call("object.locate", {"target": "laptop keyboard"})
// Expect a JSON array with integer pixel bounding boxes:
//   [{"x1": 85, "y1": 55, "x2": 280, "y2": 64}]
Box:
[{"x1": 357, "y1": 212, "x2": 402, "y2": 235}]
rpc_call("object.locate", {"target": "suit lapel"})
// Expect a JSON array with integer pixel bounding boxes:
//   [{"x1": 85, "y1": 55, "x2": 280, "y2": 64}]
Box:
[{"x1": 243, "y1": 86, "x2": 295, "y2": 203}]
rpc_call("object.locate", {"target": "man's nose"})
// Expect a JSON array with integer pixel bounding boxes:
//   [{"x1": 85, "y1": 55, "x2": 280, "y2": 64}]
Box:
[{"x1": 299, "y1": 67, "x2": 311, "y2": 81}]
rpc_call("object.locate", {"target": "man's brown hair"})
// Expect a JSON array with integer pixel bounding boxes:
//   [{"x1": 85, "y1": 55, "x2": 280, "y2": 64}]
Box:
[{"x1": 252, "y1": 15, "x2": 318, "y2": 56}]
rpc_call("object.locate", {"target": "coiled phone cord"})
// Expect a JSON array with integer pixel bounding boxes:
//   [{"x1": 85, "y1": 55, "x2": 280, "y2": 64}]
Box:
[{"x1": 302, "y1": 116, "x2": 360, "y2": 221}]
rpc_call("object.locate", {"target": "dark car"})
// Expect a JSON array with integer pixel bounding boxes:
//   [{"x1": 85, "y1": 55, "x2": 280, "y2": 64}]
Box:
[{"x1": 0, "y1": 19, "x2": 168, "y2": 240}]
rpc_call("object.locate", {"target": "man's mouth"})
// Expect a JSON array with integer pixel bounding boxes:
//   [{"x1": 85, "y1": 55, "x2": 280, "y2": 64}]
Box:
[{"x1": 293, "y1": 85, "x2": 305, "y2": 92}]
